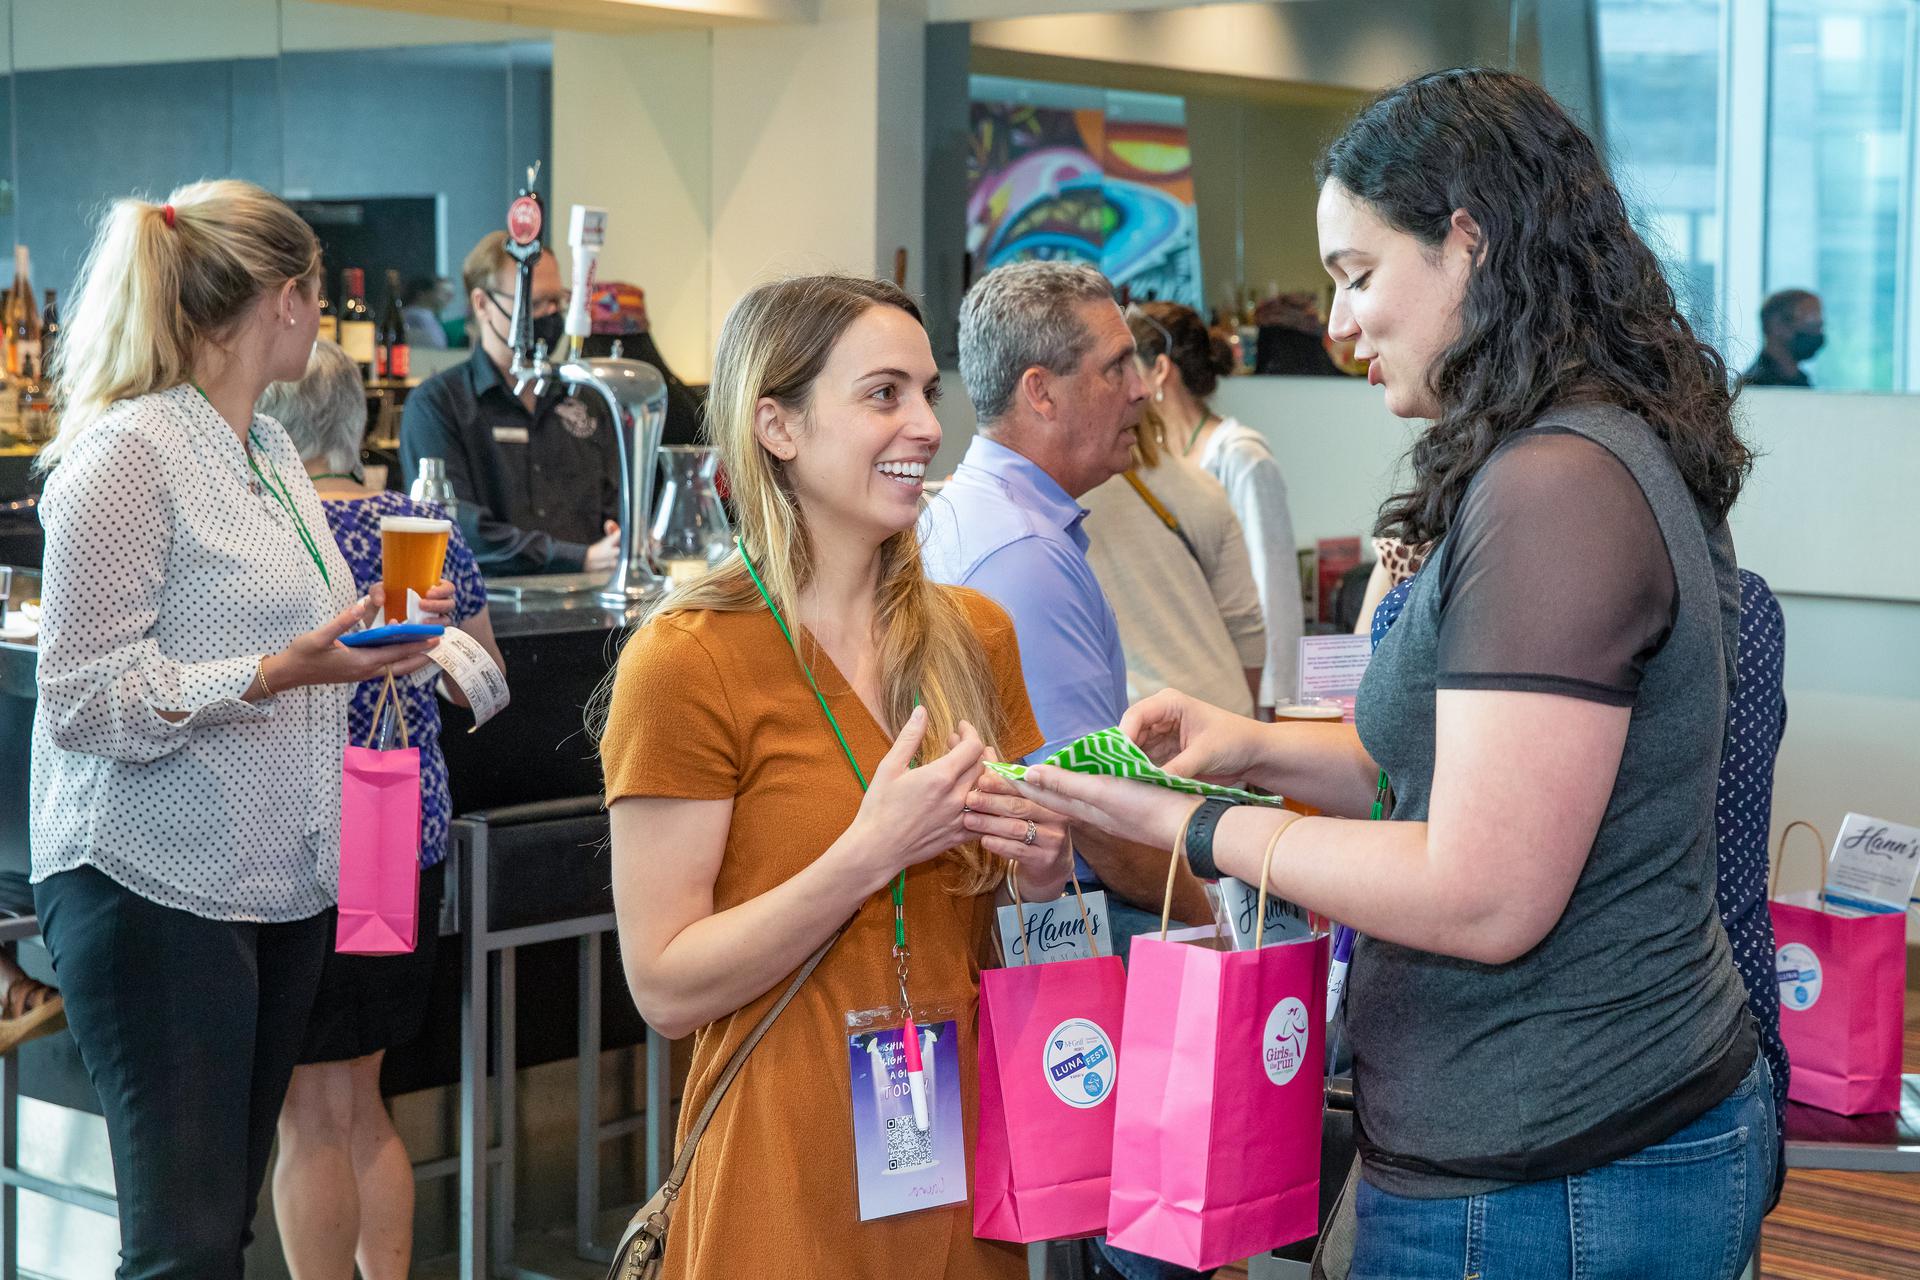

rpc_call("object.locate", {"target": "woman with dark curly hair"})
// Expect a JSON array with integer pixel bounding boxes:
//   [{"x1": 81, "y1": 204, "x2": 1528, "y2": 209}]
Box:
[{"x1": 1008, "y1": 68, "x2": 1769, "y2": 1278}]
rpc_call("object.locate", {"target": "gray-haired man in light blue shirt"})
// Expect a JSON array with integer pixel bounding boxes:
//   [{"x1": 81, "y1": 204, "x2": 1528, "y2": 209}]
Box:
[
  {"x1": 922, "y1": 262, "x2": 1221, "y2": 1280},
  {"x1": 920, "y1": 261, "x2": 1213, "y2": 941}
]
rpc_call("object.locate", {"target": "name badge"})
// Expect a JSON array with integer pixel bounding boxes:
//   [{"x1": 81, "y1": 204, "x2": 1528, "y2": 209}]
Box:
[
  {"x1": 492, "y1": 425, "x2": 530, "y2": 445},
  {"x1": 847, "y1": 1020, "x2": 967, "y2": 1220},
  {"x1": 996, "y1": 889, "x2": 1110, "y2": 965},
  {"x1": 1217, "y1": 876, "x2": 1312, "y2": 950}
]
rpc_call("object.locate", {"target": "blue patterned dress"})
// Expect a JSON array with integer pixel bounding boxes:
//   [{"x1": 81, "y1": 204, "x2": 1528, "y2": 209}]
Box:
[
  {"x1": 320, "y1": 491, "x2": 488, "y2": 869},
  {"x1": 1370, "y1": 567, "x2": 1790, "y2": 1130}
]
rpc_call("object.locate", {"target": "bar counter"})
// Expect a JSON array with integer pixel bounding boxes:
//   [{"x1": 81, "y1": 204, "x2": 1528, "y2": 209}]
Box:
[{"x1": 0, "y1": 566, "x2": 654, "y2": 1096}]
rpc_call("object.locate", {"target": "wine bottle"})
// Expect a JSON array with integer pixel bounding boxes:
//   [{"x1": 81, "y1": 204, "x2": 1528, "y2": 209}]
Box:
[
  {"x1": 9, "y1": 248, "x2": 39, "y2": 379},
  {"x1": 39, "y1": 289, "x2": 58, "y2": 374},
  {"x1": 338, "y1": 268, "x2": 376, "y2": 376},
  {"x1": 317, "y1": 282, "x2": 339, "y2": 346},
  {"x1": 381, "y1": 269, "x2": 410, "y2": 381},
  {"x1": 16, "y1": 353, "x2": 49, "y2": 443}
]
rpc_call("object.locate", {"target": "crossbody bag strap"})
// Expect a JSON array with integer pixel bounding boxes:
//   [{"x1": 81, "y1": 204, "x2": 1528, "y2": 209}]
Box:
[
  {"x1": 1122, "y1": 470, "x2": 1203, "y2": 565},
  {"x1": 668, "y1": 921, "x2": 847, "y2": 1188}
]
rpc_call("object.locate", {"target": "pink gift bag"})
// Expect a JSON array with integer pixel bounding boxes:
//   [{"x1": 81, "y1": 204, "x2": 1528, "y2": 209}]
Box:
[
  {"x1": 1770, "y1": 821, "x2": 1905, "y2": 1115},
  {"x1": 1106, "y1": 848, "x2": 1326, "y2": 1271},
  {"x1": 975, "y1": 879, "x2": 1126, "y2": 1243},
  {"x1": 336, "y1": 673, "x2": 422, "y2": 956}
]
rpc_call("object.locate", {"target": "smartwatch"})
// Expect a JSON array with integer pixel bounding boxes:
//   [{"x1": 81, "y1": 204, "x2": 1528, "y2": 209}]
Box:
[{"x1": 1182, "y1": 796, "x2": 1239, "y2": 881}]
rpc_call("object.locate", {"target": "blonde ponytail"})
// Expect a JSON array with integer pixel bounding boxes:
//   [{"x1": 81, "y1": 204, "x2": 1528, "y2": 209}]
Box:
[
  {"x1": 39, "y1": 179, "x2": 320, "y2": 469},
  {"x1": 591, "y1": 275, "x2": 1008, "y2": 897}
]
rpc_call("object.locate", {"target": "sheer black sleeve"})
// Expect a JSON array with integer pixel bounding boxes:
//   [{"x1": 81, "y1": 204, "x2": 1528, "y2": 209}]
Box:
[{"x1": 1433, "y1": 428, "x2": 1675, "y2": 706}]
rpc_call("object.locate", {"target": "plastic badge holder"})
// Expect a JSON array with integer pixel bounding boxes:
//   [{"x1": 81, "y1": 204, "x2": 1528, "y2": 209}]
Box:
[
  {"x1": 985, "y1": 726, "x2": 1286, "y2": 808},
  {"x1": 339, "y1": 622, "x2": 445, "y2": 648}
]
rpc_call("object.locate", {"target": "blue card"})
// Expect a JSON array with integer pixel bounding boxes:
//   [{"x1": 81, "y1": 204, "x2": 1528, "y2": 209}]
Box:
[{"x1": 847, "y1": 1020, "x2": 967, "y2": 1220}]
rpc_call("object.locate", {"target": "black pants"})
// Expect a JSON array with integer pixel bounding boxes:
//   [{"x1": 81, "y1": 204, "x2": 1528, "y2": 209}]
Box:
[{"x1": 34, "y1": 865, "x2": 329, "y2": 1280}]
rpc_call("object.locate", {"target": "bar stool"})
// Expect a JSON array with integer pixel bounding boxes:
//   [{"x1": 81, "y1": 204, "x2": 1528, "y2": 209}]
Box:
[
  {"x1": 446, "y1": 797, "x2": 673, "y2": 1280},
  {"x1": 0, "y1": 913, "x2": 115, "y2": 1280}
]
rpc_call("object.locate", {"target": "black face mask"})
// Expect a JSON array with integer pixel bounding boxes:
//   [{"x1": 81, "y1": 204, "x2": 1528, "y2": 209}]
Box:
[
  {"x1": 1788, "y1": 329, "x2": 1825, "y2": 363},
  {"x1": 530, "y1": 311, "x2": 566, "y2": 352},
  {"x1": 487, "y1": 291, "x2": 566, "y2": 354}
]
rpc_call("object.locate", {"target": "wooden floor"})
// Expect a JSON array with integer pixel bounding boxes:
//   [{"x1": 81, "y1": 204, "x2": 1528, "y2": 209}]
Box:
[{"x1": 1758, "y1": 1001, "x2": 1920, "y2": 1280}]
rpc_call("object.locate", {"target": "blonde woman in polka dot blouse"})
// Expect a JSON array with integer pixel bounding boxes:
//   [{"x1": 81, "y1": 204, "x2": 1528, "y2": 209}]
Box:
[{"x1": 28, "y1": 179, "x2": 454, "y2": 1278}]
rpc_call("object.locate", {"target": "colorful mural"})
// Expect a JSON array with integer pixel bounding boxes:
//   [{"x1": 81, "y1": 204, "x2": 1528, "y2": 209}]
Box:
[{"x1": 967, "y1": 92, "x2": 1204, "y2": 309}]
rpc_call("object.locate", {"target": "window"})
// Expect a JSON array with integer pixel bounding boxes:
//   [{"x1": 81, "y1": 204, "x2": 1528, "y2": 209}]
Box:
[
  {"x1": 1597, "y1": 0, "x2": 1727, "y2": 348},
  {"x1": 1765, "y1": 0, "x2": 1914, "y2": 390}
]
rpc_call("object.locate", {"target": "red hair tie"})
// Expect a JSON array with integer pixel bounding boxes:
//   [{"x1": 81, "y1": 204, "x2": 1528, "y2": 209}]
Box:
[{"x1": 161, "y1": 204, "x2": 176, "y2": 228}]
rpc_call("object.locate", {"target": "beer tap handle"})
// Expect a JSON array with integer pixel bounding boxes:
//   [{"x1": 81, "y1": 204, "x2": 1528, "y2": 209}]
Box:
[
  {"x1": 503, "y1": 164, "x2": 546, "y2": 391},
  {"x1": 565, "y1": 205, "x2": 606, "y2": 365}
]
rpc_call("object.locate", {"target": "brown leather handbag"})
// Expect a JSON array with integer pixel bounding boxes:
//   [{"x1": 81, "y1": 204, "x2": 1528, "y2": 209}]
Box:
[{"x1": 604, "y1": 926, "x2": 845, "y2": 1279}]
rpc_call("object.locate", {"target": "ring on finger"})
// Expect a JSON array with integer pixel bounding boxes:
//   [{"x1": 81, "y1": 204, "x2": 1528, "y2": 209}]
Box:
[{"x1": 1023, "y1": 819, "x2": 1037, "y2": 846}]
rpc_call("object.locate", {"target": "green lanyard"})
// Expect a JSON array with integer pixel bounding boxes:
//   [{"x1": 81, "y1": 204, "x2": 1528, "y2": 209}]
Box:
[
  {"x1": 246, "y1": 435, "x2": 332, "y2": 590},
  {"x1": 738, "y1": 539, "x2": 916, "y2": 1009},
  {"x1": 1183, "y1": 412, "x2": 1219, "y2": 457},
  {"x1": 191, "y1": 384, "x2": 332, "y2": 590}
]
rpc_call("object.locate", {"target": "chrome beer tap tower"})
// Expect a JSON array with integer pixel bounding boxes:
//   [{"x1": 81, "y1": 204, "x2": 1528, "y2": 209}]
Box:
[{"x1": 502, "y1": 166, "x2": 670, "y2": 608}]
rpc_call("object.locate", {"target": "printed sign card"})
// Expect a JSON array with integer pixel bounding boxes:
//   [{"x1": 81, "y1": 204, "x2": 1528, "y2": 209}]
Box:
[
  {"x1": 1822, "y1": 812, "x2": 1920, "y2": 917},
  {"x1": 1217, "y1": 877, "x2": 1313, "y2": 950},
  {"x1": 995, "y1": 889, "x2": 1112, "y2": 966},
  {"x1": 1297, "y1": 634, "x2": 1373, "y2": 721}
]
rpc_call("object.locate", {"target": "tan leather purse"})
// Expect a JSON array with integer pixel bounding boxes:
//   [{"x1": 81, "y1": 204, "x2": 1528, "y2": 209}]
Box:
[{"x1": 604, "y1": 926, "x2": 844, "y2": 1279}]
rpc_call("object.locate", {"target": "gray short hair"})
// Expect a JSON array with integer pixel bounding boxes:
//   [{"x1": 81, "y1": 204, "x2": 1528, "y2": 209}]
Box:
[
  {"x1": 260, "y1": 340, "x2": 368, "y2": 473},
  {"x1": 958, "y1": 260, "x2": 1116, "y2": 425}
]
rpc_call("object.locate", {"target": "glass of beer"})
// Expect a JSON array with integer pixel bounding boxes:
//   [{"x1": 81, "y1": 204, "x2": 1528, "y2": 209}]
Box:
[{"x1": 380, "y1": 515, "x2": 452, "y2": 624}]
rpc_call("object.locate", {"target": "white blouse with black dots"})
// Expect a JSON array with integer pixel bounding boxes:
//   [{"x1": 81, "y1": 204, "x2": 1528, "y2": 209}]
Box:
[{"x1": 31, "y1": 383, "x2": 359, "y2": 922}]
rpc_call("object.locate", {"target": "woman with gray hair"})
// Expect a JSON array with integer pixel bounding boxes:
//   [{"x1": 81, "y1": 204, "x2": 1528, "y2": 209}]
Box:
[{"x1": 261, "y1": 340, "x2": 504, "y2": 1280}]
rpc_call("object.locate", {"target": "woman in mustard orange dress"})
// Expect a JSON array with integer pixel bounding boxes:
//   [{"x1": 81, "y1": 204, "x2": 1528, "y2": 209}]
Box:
[{"x1": 599, "y1": 275, "x2": 1074, "y2": 1277}]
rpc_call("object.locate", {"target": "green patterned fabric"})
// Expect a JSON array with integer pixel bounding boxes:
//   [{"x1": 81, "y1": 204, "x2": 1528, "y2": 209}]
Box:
[{"x1": 987, "y1": 727, "x2": 1286, "y2": 807}]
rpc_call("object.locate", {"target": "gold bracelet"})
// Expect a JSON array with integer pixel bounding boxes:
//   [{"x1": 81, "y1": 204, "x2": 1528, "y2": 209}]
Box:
[{"x1": 255, "y1": 659, "x2": 275, "y2": 700}]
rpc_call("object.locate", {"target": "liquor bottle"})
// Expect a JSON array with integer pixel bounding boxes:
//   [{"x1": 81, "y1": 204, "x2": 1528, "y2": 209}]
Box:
[
  {"x1": 39, "y1": 290, "x2": 58, "y2": 375},
  {"x1": 0, "y1": 355, "x2": 16, "y2": 440},
  {"x1": 408, "y1": 456, "x2": 459, "y2": 522},
  {"x1": 9, "y1": 248, "x2": 39, "y2": 379},
  {"x1": 317, "y1": 283, "x2": 339, "y2": 346},
  {"x1": 17, "y1": 353, "x2": 49, "y2": 441},
  {"x1": 380, "y1": 269, "x2": 410, "y2": 381},
  {"x1": 338, "y1": 268, "x2": 376, "y2": 377}
]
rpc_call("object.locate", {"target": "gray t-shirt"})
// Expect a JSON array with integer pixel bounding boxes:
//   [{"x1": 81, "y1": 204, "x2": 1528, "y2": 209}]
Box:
[{"x1": 1350, "y1": 405, "x2": 1756, "y2": 1198}]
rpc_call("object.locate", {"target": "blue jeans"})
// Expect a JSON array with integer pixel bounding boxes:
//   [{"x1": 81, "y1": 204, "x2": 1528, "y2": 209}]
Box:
[{"x1": 1350, "y1": 1054, "x2": 1776, "y2": 1280}]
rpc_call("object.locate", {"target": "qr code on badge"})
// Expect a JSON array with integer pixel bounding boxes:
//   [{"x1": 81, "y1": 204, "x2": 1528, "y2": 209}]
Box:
[{"x1": 884, "y1": 1113, "x2": 933, "y2": 1172}]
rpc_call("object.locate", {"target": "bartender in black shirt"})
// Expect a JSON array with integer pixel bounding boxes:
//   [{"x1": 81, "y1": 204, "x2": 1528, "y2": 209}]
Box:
[{"x1": 400, "y1": 231, "x2": 621, "y2": 575}]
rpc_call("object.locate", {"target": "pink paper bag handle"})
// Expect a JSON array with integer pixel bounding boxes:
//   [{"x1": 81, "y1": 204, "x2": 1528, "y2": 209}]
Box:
[
  {"x1": 1769, "y1": 819, "x2": 1827, "y2": 909},
  {"x1": 1007, "y1": 861, "x2": 1101, "y2": 960},
  {"x1": 363, "y1": 671, "x2": 411, "y2": 751}
]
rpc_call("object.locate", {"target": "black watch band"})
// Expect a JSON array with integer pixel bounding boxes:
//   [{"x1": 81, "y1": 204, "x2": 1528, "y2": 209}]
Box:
[{"x1": 1182, "y1": 797, "x2": 1239, "y2": 881}]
